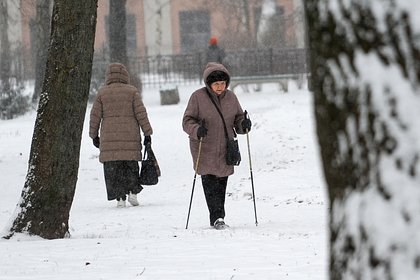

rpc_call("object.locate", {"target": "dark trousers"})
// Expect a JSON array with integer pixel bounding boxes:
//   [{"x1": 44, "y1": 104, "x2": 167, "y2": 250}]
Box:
[
  {"x1": 103, "y1": 161, "x2": 143, "y2": 201},
  {"x1": 201, "y1": 174, "x2": 228, "y2": 226}
]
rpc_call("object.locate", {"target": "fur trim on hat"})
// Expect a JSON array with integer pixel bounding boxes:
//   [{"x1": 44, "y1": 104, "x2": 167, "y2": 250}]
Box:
[{"x1": 206, "y1": 70, "x2": 229, "y2": 86}]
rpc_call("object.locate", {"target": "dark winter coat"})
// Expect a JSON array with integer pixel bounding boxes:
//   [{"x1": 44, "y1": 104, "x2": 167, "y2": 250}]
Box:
[
  {"x1": 206, "y1": 45, "x2": 225, "y2": 64},
  {"x1": 89, "y1": 63, "x2": 153, "y2": 163},
  {"x1": 183, "y1": 62, "x2": 246, "y2": 177}
]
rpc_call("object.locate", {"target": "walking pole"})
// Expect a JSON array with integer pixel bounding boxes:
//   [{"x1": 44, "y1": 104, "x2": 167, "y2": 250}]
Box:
[
  {"x1": 185, "y1": 135, "x2": 204, "y2": 229},
  {"x1": 245, "y1": 110, "x2": 258, "y2": 226}
]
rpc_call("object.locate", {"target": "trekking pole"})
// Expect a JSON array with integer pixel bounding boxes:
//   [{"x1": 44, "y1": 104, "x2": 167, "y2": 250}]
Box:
[
  {"x1": 185, "y1": 121, "x2": 205, "y2": 229},
  {"x1": 244, "y1": 110, "x2": 258, "y2": 226}
]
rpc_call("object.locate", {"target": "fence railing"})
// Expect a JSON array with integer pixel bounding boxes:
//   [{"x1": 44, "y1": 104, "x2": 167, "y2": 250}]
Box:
[
  {"x1": 91, "y1": 48, "x2": 308, "y2": 90},
  {"x1": 131, "y1": 53, "x2": 204, "y2": 88}
]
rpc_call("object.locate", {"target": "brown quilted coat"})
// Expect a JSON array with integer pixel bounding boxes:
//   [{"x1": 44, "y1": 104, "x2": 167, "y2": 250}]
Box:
[
  {"x1": 183, "y1": 63, "x2": 246, "y2": 177},
  {"x1": 89, "y1": 63, "x2": 153, "y2": 163}
]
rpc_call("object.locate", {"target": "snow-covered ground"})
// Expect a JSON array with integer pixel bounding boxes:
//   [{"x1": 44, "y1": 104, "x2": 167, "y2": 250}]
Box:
[{"x1": 0, "y1": 82, "x2": 328, "y2": 279}]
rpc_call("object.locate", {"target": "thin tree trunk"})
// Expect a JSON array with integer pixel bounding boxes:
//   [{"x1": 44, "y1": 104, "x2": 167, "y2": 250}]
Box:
[
  {"x1": 5, "y1": 0, "x2": 98, "y2": 239},
  {"x1": 108, "y1": 0, "x2": 142, "y2": 95},
  {"x1": 241, "y1": 0, "x2": 255, "y2": 46},
  {"x1": 32, "y1": 0, "x2": 52, "y2": 103},
  {"x1": 109, "y1": 0, "x2": 128, "y2": 66},
  {"x1": 0, "y1": 0, "x2": 11, "y2": 92}
]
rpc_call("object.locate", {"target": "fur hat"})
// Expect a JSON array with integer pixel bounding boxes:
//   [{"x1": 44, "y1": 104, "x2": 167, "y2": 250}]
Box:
[
  {"x1": 206, "y1": 70, "x2": 229, "y2": 86},
  {"x1": 209, "y1": 36, "x2": 218, "y2": 46}
]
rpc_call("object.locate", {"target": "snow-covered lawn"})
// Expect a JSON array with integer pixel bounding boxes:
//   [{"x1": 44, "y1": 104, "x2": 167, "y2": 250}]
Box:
[{"x1": 0, "y1": 82, "x2": 328, "y2": 279}]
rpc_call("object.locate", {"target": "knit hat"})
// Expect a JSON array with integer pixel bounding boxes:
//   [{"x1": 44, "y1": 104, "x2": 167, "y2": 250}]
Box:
[
  {"x1": 206, "y1": 70, "x2": 229, "y2": 86},
  {"x1": 209, "y1": 36, "x2": 218, "y2": 46}
]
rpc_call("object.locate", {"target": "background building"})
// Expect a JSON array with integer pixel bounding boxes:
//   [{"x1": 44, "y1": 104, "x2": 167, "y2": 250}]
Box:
[
  {"x1": 2, "y1": 0, "x2": 304, "y2": 80},
  {"x1": 93, "y1": 0, "x2": 301, "y2": 56}
]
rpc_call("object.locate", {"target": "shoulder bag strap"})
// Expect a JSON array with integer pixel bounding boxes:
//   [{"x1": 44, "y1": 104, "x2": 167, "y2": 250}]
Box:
[{"x1": 205, "y1": 89, "x2": 230, "y2": 140}]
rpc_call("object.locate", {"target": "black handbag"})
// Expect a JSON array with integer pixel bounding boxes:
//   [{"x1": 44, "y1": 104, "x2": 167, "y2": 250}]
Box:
[
  {"x1": 205, "y1": 89, "x2": 241, "y2": 166},
  {"x1": 139, "y1": 143, "x2": 161, "y2": 185},
  {"x1": 226, "y1": 138, "x2": 241, "y2": 165}
]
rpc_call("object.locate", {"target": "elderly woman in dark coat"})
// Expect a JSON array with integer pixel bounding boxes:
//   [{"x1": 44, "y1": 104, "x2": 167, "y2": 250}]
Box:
[
  {"x1": 183, "y1": 62, "x2": 252, "y2": 229},
  {"x1": 90, "y1": 62, "x2": 153, "y2": 208}
]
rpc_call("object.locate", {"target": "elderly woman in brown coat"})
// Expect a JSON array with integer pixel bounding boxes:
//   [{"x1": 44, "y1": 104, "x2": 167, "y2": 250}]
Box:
[
  {"x1": 183, "y1": 62, "x2": 252, "y2": 229},
  {"x1": 90, "y1": 62, "x2": 153, "y2": 208}
]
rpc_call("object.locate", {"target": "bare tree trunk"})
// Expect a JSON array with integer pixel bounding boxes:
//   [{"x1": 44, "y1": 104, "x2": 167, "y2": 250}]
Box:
[
  {"x1": 241, "y1": 0, "x2": 257, "y2": 47},
  {"x1": 0, "y1": 0, "x2": 11, "y2": 92},
  {"x1": 32, "y1": 0, "x2": 52, "y2": 103},
  {"x1": 108, "y1": 0, "x2": 142, "y2": 95},
  {"x1": 109, "y1": 0, "x2": 128, "y2": 66},
  {"x1": 305, "y1": 0, "x2": 420, "y2": 279},
  {"x1": 5, "y1": 0, "x2": 98, "y2": 239}
]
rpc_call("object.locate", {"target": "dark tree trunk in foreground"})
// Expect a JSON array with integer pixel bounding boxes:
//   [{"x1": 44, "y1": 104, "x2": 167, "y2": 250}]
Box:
[
  {"x1": 5, "y1": 0, "x2": 98, "y2": 239},
  {"x1": 305, "y1": 0, "x2": 420, "y2": 279}
]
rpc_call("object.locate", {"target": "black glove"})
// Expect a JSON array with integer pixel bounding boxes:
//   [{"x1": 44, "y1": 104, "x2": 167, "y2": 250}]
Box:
[
  {"x1": 143, "y1": 135, "x2": 151, "y2": 146},
  {"x1": 93, "y1": 136, "x2": 100, "y2": 148},
  {"x1": 242, "y1": 119, "x2": 251, "y2": 132},
  {"x1": 242, "y1": 110, "x2": 252, "y2": 132},
  {"x1": 197, "y1": 126, "x2": 208, "y2": 139}
]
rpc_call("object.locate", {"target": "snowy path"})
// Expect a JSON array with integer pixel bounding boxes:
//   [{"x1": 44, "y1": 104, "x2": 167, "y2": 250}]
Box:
[{"x1": 0, "y1": 84, "x2": 328, "y2": 279}]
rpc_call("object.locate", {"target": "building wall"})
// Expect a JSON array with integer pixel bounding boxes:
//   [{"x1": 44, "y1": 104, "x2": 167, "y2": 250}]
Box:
[
  {"x1": 17, "y1": 0, "x2": 298, "y2": 58},
  {"x1": 94, "y1": 0, "x2": 108, "y2": 52},
  {"x1": 169, "y1": 0, "x2": 297, "y2": 54},
  {"x1": 11, "y1": 0, "x2": 299, "y2": 79},
  {"x1": 292, "y1": 0, "x2": 306, "y2": 48},
  {"x1": 143, "y1": 0, "x2": 172, "y2": 56},
  {"x1": 19, "y1": 0, "x2": 35, "y2": 53},
  {"x1": 127, "y1": 0, "x2": 146, "y2": 56},
  {"x1": 95, "y1": 0, "x2": 146, "y2": 56},
  {"x1": 101, "y1": 0, "x2": 283, "y2": 56},
  {"x1": 170, "y1": 0, "x2": 206, "y2": 54}
]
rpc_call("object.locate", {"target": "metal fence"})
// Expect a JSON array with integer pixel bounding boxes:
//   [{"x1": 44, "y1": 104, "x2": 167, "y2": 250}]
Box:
[
  {"x1": 224, "y1": 48, "x2": 308, "y2": 77},
  {"x1": 130, "y1": 53, "x2": 204, "y2": 88},
  {"x1": 91, "y1": 48, "x2": 308, "y2": 90}
]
